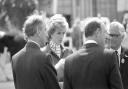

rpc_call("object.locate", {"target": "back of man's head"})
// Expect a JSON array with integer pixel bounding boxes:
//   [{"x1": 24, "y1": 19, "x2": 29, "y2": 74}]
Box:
[
  {"x1": 22, "y1": 14, "x2": 46, "y2": 40},
  {"x1": 84, "y1": 18, "x2": 103, "y2": 38}
]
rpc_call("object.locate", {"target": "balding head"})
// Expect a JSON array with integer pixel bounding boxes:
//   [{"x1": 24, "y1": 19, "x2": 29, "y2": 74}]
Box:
[{"x1": 108, "y1": 21, "x2": 125, "y2": 36}]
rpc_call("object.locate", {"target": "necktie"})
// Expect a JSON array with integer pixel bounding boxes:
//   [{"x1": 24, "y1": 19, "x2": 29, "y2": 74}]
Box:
[{"x1": 115, "y1": 50, "x2": 120, "y2": 67}]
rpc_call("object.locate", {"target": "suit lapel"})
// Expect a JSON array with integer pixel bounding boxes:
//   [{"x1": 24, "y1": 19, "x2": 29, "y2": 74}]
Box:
[
  {"x1": 120, "y1": 47, "x2": 128, "y2": 64},
  {"x1": 120, "y1": 47, "x2": 125, "y2": 59}
]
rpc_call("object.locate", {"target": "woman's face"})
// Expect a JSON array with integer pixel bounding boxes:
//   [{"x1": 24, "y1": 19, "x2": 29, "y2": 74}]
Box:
[{"x1": 51, "y1": 27, "x2": 66, "y2": 45}]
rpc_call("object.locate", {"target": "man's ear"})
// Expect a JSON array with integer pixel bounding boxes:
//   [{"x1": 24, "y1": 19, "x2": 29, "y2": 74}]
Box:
[
  {"x1": 36, "y1": 26, "x2": 41, "y2": 34},
  {"x1": 94, "y1": 28, "x2": 100, "y2": 37},
  {"x1": 36, "y1": 26, "x2": 41, "y2": 38}
]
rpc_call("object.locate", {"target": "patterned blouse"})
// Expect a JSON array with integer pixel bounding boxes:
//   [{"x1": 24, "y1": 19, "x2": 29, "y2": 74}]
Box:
[{"x1": 49, "y1": 41, "x2": 61, "y2": 58}]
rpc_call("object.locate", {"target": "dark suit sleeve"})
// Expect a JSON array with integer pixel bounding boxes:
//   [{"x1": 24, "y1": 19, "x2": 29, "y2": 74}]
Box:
[
  {"x1": 39, "y1": 55, "x2": 60, "y2": 89},
  {"x1": 63, "y1": 59, "x2": 72, "y2": 89},
  {"x1": 109, "y1": 52, "x2": 124, "y2": 89}
]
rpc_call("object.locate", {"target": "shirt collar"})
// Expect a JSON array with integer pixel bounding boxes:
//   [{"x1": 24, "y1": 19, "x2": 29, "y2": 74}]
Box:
[
  {"x1": 84, "y1": 40, "x2": 97, "y2": 44},
  {"x1": 28, "y1": 40, "x2": 40, "y2": 48}
]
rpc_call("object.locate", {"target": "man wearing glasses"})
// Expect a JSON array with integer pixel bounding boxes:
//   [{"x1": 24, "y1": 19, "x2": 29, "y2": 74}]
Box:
[{"x1": 108, "y1": 21, "x2": 128, "y2": 89}]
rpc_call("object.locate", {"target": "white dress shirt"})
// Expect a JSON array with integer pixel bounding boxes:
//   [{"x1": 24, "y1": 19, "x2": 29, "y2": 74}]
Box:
[{"x1": 116, "y1": 46, "x2": 121, "y2": 67}]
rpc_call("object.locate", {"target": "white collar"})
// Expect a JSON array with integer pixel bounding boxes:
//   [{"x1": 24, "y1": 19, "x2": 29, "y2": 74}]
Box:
[
  {"x1": 117, "y1": 46, "x2": 121, "y2": 55},
  {"x1": 84, "y1": 40, "x2": 97, "y2": 44},
  {"x1": 28, "y1": 40, "x2": 40, "y2": 47}
]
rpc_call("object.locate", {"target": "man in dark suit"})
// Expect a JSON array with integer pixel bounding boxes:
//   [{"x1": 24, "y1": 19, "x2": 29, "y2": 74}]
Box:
[
  {"x1": 108, "y1": 21, "x2": 128, "y2": 89},
  {"x1": 63, "y1": 18, "x2": 123, "y2": 89},
  {"x1": 12, "y1": 14, "x2": 60, "y2": 89}
]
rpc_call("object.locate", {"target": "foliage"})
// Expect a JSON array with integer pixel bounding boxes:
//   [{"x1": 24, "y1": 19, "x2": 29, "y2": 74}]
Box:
[{"x1": 0, "y1": 0, "x2": 37, "y2": 31}]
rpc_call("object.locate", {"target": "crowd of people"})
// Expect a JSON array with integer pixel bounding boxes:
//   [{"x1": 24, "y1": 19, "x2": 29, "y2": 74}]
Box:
[{"x1": 0, "y1": 13, "x2": 128, "y2": 89}]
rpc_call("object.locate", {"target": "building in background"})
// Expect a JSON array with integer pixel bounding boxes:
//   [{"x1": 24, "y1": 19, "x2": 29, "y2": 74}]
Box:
[
  {"x1": 38, "y1": 0, "x2": 128, "y2": 25},
  {"x1": 1, "y1": 0, "x2": 128, "y2": 30}
]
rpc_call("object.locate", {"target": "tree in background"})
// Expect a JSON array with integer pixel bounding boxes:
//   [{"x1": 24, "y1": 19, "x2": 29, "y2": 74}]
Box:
[{"x1": 0, "y1": 0, "x2": 38, "y2": 31}]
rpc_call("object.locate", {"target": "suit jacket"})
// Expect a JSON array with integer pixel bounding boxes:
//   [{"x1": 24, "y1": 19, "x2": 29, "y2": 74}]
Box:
[
  {"x1": 120, "y1": 47, "x2": 128, "y2": 89},
  {"x1": 12, "y1": 42, "x2": 60, "y2": 89},
  {"x1": 41, "y1": 44, "x2": 73, "y2": 65},
  {"x1": 41, "y1": 44, "x2": 73, "y2": 81},
  {"x1": 64, "y1": 43, "x2": 123, "y2": 89}
]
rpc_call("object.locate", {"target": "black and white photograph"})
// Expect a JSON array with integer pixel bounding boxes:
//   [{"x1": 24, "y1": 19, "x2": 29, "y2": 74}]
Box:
[{"x1": 0, "y1": 0, "x2": 128, "y2": 89}]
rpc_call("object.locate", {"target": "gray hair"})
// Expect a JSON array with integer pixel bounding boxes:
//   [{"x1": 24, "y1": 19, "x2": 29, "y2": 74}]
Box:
[
  {"x1": 109, "y1": 21, "x2": 125, "y2": 36},
  {"x1": 23, "y1": 14, "x2": 46, "y2": 39}
]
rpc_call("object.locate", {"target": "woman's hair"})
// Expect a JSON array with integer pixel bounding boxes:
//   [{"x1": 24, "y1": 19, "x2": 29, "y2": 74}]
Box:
[{"x1": 47, "y1": 14, "x2": 69, "y2": 39}]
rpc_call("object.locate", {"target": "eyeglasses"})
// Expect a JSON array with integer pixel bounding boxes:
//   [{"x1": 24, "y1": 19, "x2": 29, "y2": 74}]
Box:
[{"x1": 108, "y1": 34, "x2": 121, "y2": 37}]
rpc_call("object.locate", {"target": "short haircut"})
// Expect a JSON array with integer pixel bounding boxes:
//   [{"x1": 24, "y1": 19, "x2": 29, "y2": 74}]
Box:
[
  {"x1": 47, "y1": 14, "x2": 69, "y2": 39},
  {"x1": 109, "y1": 21, "x2": 125, "y2": 35},
  {"x1": 22, "y1": 14, "x2": 46, "y2": 38},
  {"x1": 84, "y1": 18, "x2": 103, "y2": 37}
]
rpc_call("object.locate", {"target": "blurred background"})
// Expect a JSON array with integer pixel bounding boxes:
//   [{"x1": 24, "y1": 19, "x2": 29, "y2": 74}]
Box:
[
  {"x1": 0, "y1": 0, "x2": 128, "y2": 89},
  {"x1": 1, "y1": 0, "x2": 128, "y2": 31}
]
